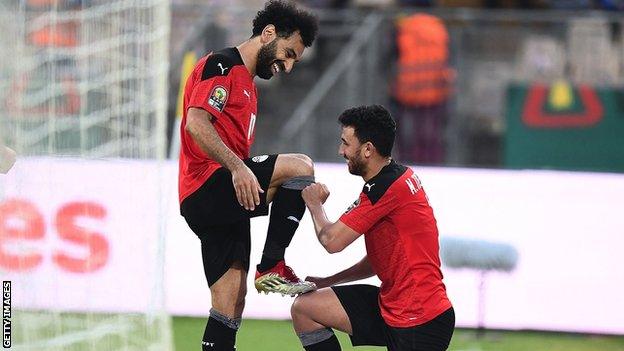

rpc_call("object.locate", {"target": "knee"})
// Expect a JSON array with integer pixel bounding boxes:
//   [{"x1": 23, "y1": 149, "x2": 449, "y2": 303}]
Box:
[
  {"x1": 292, "y1": 154, "x2": 314, "y2": 177},
  {"x1": 290, "y1": 294, "x2": 310, "y2": 319},
  {"x1": 211, "y1": 290, "x2": 246, "y2": 316}
]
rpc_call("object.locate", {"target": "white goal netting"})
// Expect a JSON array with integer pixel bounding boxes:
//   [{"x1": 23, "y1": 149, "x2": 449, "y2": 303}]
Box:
[{"x1": 0, "y1": 0, "x2": 172, "y2": 350}]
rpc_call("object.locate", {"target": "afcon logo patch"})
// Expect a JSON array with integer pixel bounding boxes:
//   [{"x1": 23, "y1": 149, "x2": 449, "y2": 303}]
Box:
[
  {"x1": 252, "y1": 155, "x2": 269, "y2": 163},
  {"x1": 208, "y1": 86, "x2": 228, "y2": 112}
]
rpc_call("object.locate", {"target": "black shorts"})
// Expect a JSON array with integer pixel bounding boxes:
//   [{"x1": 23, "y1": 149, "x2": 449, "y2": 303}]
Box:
[
  {"x1": 180, "y1": 154, "x2": 278, "y2": 286},
  {"x1": 332, "y1": 285, "x2": 455, "y2": 351}
]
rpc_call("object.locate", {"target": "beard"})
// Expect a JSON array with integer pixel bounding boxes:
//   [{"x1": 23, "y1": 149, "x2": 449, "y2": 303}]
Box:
[
  {"x1": 255, "y1": 40, "x2": 282, "y2": 80},
  {"x1": 347, "y1": 153, "x2": 366, "y2": 176}
]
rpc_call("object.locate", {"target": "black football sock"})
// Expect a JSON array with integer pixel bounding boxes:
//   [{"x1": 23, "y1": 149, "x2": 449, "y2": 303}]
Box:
[
  {"x1": 258, "y1": 176, "x2": 313, "y2": 272},
  {"x1": 202, "y1": 309, "x2": 241, "y2": 351},
  {"x1": 299, "y1": 328, "x2": 341, "y2": 351}
]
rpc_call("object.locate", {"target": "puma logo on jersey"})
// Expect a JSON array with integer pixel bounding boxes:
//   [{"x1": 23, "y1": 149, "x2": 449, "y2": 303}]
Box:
[
  {"x1": 364, "y1": 183, "x2": 375, "y2": 192},
  {"x1": 217, "y1": 63, "x2": 228, "y2": 74}
]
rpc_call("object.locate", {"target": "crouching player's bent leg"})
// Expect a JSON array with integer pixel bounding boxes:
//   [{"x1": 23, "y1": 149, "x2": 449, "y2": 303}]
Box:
[
  {"x1": 291, "y1": 285, "x2": 455, "y2": 351},
  {"x1": 291, "y1": 288, "x2": 348, "y2": 351}
]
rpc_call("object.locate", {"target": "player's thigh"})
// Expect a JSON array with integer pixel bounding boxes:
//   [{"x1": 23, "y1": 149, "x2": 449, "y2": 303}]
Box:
[
  {"x1": 268, "y1": 153, "x2": 314, "y2": 189},
  {"x1": 291, "y1": 287, "x2": 352, "y2": 334},
  {"x1": 182, "y1": 168, "x2": 249, "y2": 227}
]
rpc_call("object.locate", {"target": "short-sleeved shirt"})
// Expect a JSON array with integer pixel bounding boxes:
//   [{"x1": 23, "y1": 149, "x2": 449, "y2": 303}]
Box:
[
  {"x1": 178, "y1": 47, "x2": 258, "y2": 204},
  {"x1": 339, "y1": 160, "x2": 452, "y2": 328}
]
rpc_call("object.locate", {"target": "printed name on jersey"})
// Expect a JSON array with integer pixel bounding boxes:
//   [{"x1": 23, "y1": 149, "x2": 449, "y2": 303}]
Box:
[
  {"x1": 405, "y1": 174, "x2": 423, "y2": 195},
  {"x1": 208, "y1": 85, "x2": 228, "y2": 112},
  {"x1": 344, "y1": 198, "x2": 360, "y2": 214},
  {"x1": 252, "y1": 155, "x2": 269, "y2": 163}
]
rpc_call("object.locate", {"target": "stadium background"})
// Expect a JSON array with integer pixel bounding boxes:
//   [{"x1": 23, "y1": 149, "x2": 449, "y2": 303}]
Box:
[{"x1": 1, "y1": 0, "x2": 623, "y2": 350}]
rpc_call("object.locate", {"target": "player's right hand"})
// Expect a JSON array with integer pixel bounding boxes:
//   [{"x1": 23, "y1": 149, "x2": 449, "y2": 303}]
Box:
[
  {"x1": 231, "y1": 164, "x2": 264, "y2": 211},
  {"x1": 302, "y1": 183, "x2": 330, "y2": 206}
]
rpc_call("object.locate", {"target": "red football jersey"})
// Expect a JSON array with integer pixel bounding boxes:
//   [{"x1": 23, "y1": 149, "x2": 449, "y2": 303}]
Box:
[
  {"x1": 178, "y1": 48, "x2": 258, "y2": 204},
  {"x1": 339, "y1": 161, "x2": 452, "y2": 328}
]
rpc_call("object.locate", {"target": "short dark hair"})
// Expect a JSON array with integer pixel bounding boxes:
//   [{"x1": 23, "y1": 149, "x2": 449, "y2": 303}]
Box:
[
  {"x1": 338, "y1": 105, "x2": 396, "y2": 157},
  {"x1": 252, "y1": 1, "x2": 318, "y2": 47}
]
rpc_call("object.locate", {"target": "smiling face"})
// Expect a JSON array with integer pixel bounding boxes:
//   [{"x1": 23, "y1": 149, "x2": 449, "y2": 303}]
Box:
[
  {"x1": 255, "y1": 29, "x2": 305, "y2": 80},
  {"x1": 339, "y1": 126, "x2": 368, "y2": 176}
]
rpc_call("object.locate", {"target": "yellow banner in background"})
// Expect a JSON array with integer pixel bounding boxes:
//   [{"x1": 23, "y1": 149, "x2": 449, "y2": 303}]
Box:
[{"x1": 548, "y1": 79, "x2": 573, "y2": 111}]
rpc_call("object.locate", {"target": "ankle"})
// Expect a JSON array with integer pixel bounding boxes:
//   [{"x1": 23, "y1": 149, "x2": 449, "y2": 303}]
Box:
[{"x1": 257, "y1": 256, "x2": 281, "y2": 272}]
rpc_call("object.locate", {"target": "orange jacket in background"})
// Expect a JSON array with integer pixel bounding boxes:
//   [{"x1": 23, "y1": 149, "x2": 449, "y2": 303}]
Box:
[{"x1": 393, "y1": 14, "x2": 453, "y2": 106}]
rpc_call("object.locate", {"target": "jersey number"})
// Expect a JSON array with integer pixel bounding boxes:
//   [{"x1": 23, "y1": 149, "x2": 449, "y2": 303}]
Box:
[{"x1": 247, "y1": 113, "x2": 256, "y2": 140}]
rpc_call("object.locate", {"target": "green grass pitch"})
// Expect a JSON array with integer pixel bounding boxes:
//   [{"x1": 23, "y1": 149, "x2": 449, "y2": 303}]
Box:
[{"x1": 172, "y1": 317, "x2": 624, "y2": 351}]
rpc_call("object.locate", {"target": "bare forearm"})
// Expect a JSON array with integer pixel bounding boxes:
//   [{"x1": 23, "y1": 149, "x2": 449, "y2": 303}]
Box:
[
  {"x1": 325, "y1": 257, "x2": 374, "y2": 286},
  {"x1": 307, "y1": 203, "x2": 334, "y2": 249},
  {"x1": 187, "y1": 113, "x2": 243, "y2": 171}
]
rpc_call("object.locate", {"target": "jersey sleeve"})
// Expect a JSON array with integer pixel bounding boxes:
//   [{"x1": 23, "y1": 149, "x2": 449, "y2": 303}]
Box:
[
  {"x1": 188, "y1": 75, "x2": 233, "y2": 120},
  {"x1": 339, "y1": 191, "x2": 399, "y2": 234}
]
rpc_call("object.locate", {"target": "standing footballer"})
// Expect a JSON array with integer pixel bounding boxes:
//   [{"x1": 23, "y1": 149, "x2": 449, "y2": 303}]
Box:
[
  {"x1": 178, "y1": 2, "x2": 318, "y2": 350},
  {"x1": 292, "y1": 105, "x2": 454, "y2": 351}
]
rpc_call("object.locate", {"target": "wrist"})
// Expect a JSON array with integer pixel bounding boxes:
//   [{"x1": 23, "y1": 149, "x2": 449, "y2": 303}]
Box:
[
  {"x1": 228, "y1": 158, "x2": 246, "y2": 172},
  {"x1": 306, "y1": 201, "x2": 323, "y2": 212}
]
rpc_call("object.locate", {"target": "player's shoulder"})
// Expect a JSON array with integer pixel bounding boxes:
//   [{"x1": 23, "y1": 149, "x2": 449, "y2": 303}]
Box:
[
  {"x1": 362, "y1": 160, "x2": 408, "y2": 205},
  {"x1": 201, "y1": 47, "x2": 245, "y2": 81}
]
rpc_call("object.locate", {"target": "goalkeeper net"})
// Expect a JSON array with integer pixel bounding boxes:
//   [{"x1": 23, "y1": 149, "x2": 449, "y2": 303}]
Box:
[{"x1": 0, "y1": 0, "x2": 172, "y2": 350}]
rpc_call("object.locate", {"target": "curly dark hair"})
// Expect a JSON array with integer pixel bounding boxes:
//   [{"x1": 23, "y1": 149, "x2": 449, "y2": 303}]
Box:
[
  {"x1": 251, "y1": 0, "x2": 318, "y2": 47},
  {"x1": 338, "y1": 105, "x2": 396, "y2": 157}
]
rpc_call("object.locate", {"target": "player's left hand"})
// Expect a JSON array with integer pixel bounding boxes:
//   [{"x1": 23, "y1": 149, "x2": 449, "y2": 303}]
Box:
[
  {"x1": 304, "y1": 276, "x2": 333, "y2": 289},
  {"x1": 302, "y1": 183, "x2": 330, "y2": 206}
]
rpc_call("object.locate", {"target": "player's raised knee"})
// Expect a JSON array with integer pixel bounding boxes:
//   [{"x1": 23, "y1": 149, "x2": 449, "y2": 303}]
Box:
[
  {"x1": 292, "y1": 153, "x2": 314, "y2": 176},
  {"x1": 277, "y1": 153, "x2": 314, "y2": 179}
]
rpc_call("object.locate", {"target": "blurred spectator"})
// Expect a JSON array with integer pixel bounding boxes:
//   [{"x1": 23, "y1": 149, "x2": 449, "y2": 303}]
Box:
[
  {"x1": 390, "y1": 14, "x2": 453, "y2": 165},
  {"x1": 27, "y1": 0, "x2": 83, "y2": 48}
]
